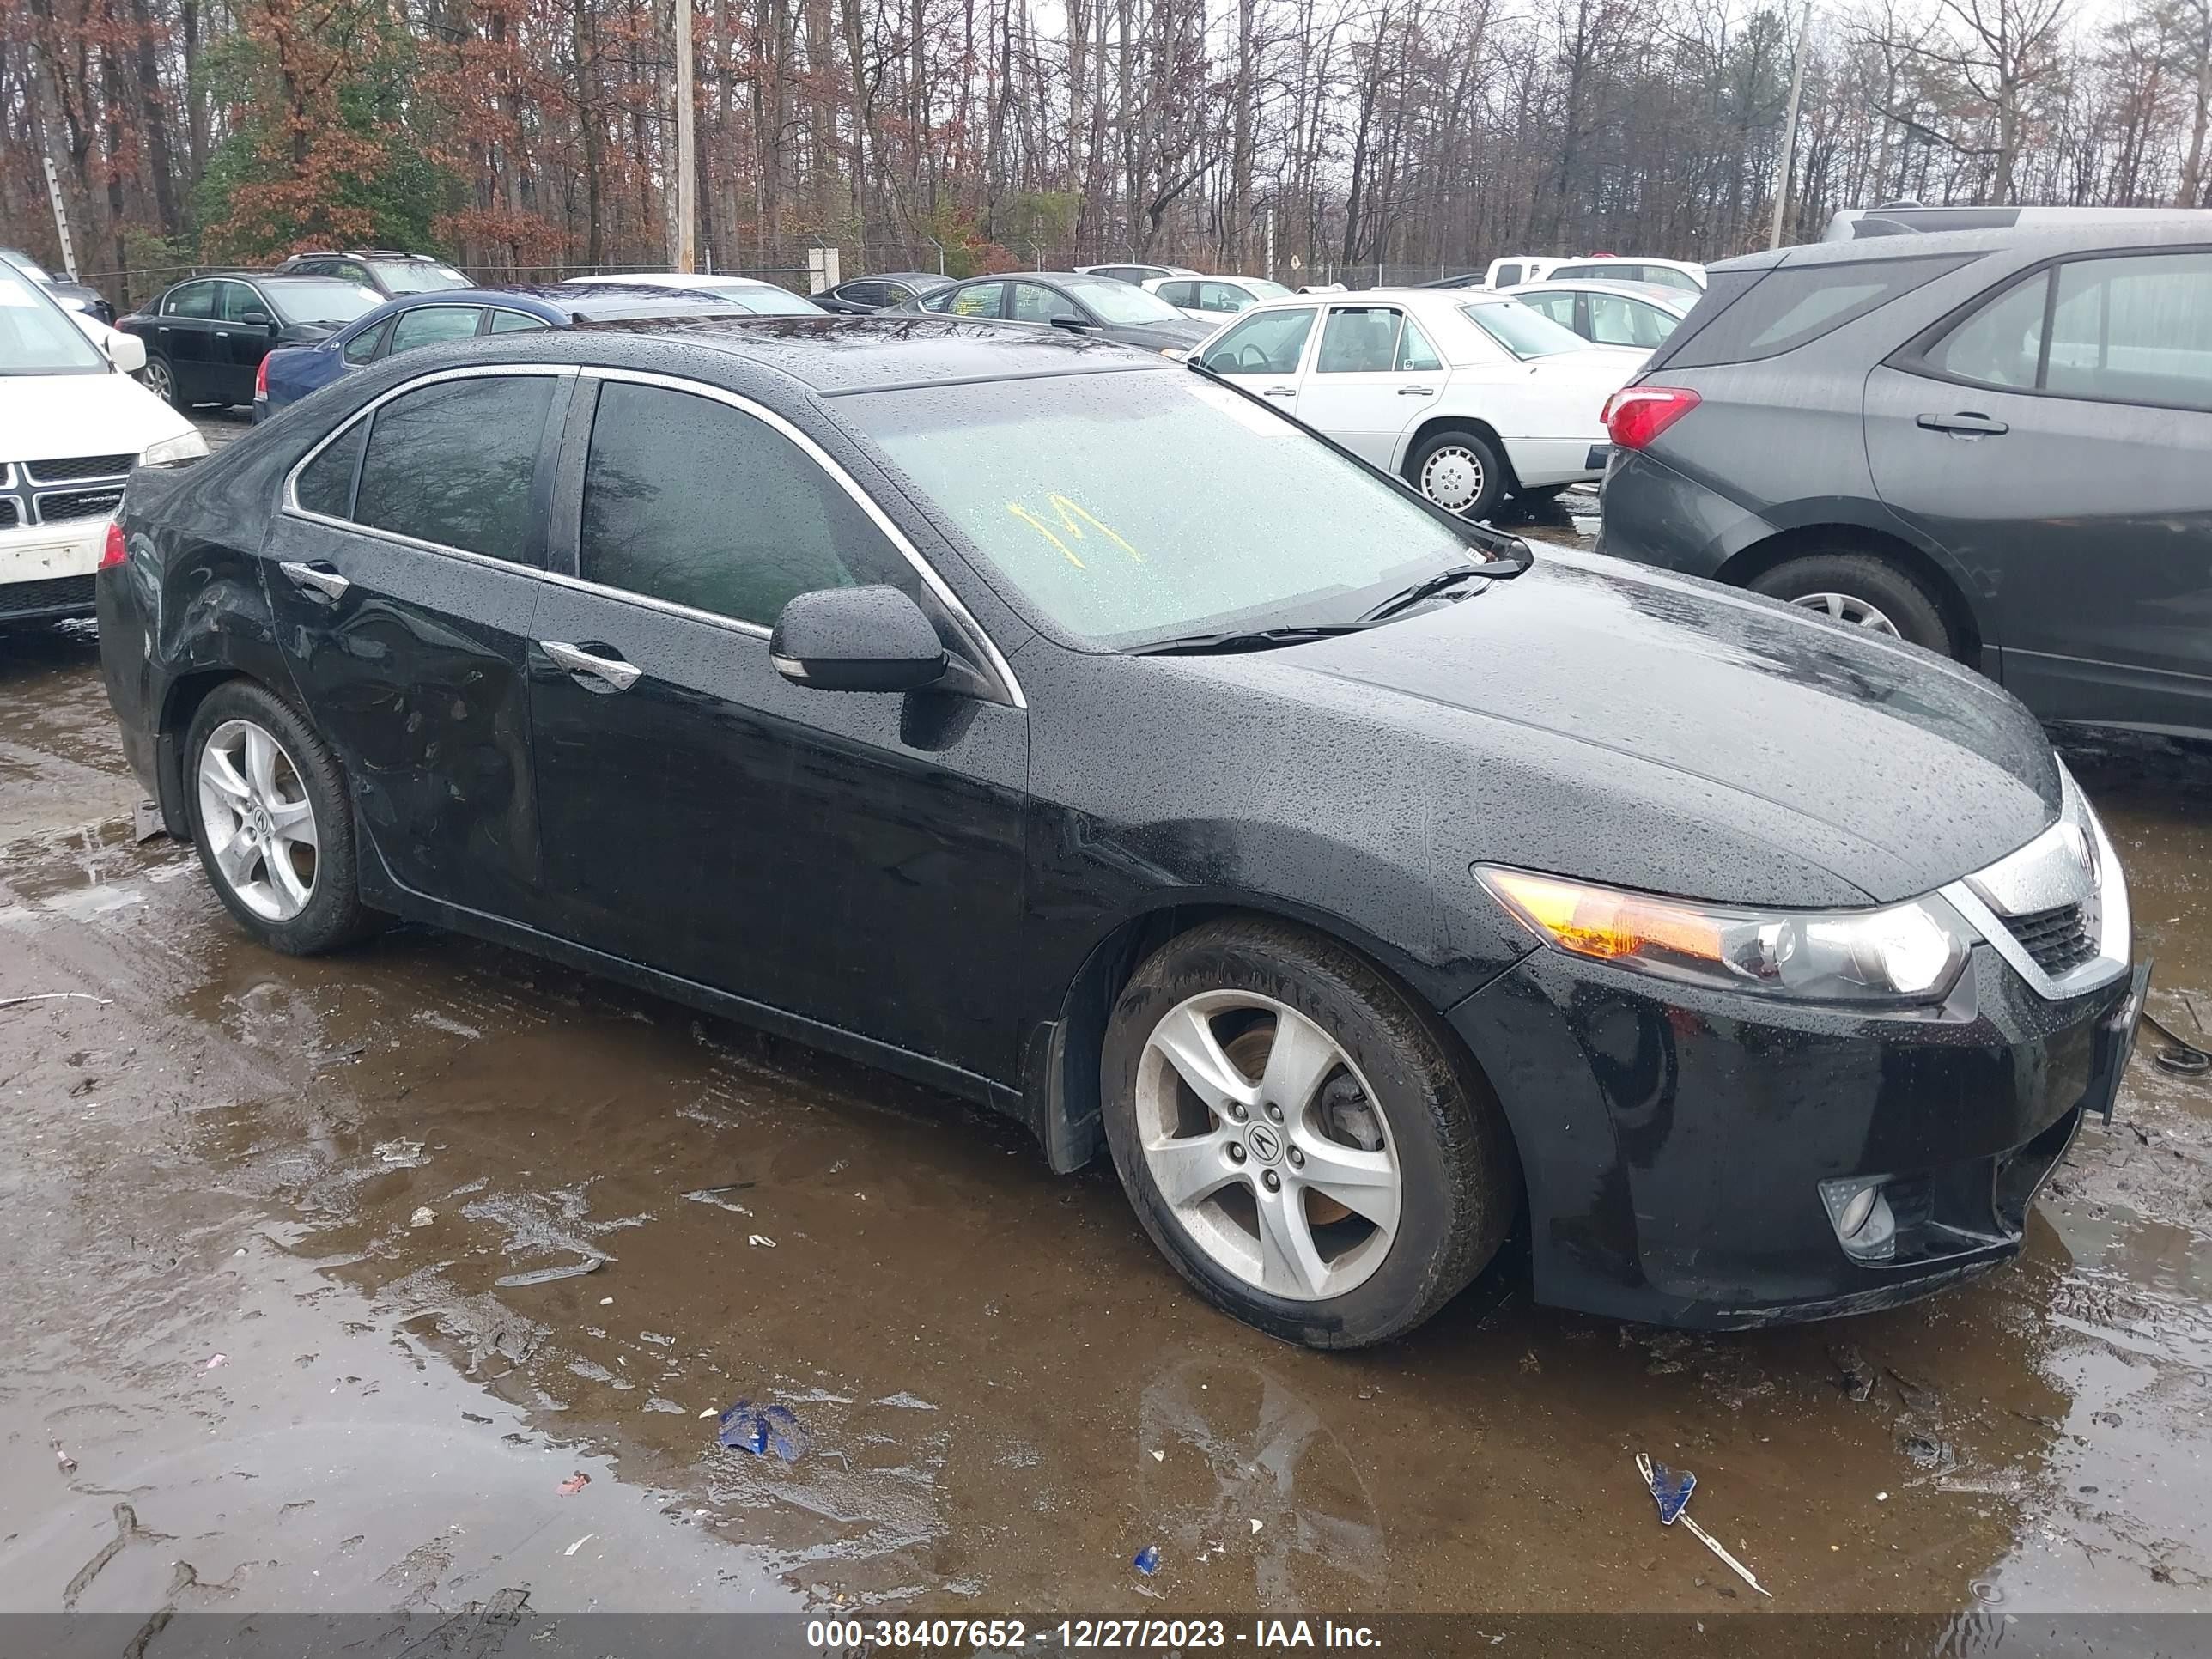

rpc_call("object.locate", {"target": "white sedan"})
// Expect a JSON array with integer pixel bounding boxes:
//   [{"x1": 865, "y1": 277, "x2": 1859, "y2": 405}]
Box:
[
  {"x1": 1141, "y1": 273, "x2": 1294, "y2": 323},
  {"x1": 1503, "y1": 279, "x2": 1694, "y2": 350},
  {"x1": 561, "y1": 271, "x2": 827, "y2": 315},
  {"x1": 1190, "y1": 288, "x2": 1644, "y2": 520}
]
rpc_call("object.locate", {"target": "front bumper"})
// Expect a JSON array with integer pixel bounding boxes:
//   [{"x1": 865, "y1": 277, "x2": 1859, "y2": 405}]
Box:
[
  {"x1": 0, "y1": 516, "x2": 108, "y2": 623},
  {"x1": 1450, "y1": 945, "x2": 2143, "y2": 1328}
]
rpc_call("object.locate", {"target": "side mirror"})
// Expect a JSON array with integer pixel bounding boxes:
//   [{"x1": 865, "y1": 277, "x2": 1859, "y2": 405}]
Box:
[
  {"x1": 1049, "y1": 313, "x2": 1091, "y2": 331},
  {"x1": 106, "y1": 331, "x2": 147, "y2": 374},
  {"x1": 241, "y1": 309, "x2": 276, "y2": 330},
  {"x1": 770, "y1": 586, "x2": 947, "y2": 694}
]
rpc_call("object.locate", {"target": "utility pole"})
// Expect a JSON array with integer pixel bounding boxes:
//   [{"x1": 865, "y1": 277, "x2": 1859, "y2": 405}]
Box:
[
  {"x1": 43, "y1": 155, "x2": 79, "y2": 282},
  {"x1": 674, "y1": 0, "x2": 696, "y2": 273},
  {"x1": 1770, "y1": 0, "x2": 1814, "y2": 249}
]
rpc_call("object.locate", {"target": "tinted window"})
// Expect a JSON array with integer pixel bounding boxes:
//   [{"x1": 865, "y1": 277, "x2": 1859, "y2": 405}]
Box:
[
  {"x1": 389, "y1": 306, "x2": 484, "y2": 354},
  {"x1": 295, "y1": 421, "x2": 368, "y2": 517},
  {"x1": 354, "y1": 375, "x2": 556, "y2": 563},
  {"x1": 579, "y1": 381, "x2": 902, "y2": 628},
  {"x1": 2045, "y1": 252, "x2": 2212, "y2": 410},
  {"x1": 1156, "y1": 280, "x2": 1198, "y2": 307},
  {"x1": 489, "y1": 309, "x2": 548, "y2": 334},
  {"x1": 1492, "y1": 263, "x2": 1522, "y2": 288},
  {"x1": 164, "y1": 282, "x2": 216, "y2": 319},
  {"x1": 1199, "y1": 307, "x2": 1315, "y2": 374},
  {"x1": 1923, "y1": 272, "x2": 2047, "y2": 389},
  {"x1": 1665, "y1": 253, "x2": 1972, "y2": 368},
  {"x1": 1009, "y1": 282, "x2": 1071, "y2": 324},
  {"x1": 839, "y1": 282, "x2": 887, "y2": 307},
  {"x1": 1316, "y1": 307, "x2": 1401, "y2": 372},
  {"x1": 342, "y1": 318, "x2": 392, "y2": 364},
  {"x1": 217, "y1": 283, "x2": 264, "y2": 322}
]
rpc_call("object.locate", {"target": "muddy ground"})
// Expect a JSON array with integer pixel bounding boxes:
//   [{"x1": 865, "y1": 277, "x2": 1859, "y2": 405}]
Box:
[{"x1": 3, "y1": 422, "x2": 2209, "y2": 1626}]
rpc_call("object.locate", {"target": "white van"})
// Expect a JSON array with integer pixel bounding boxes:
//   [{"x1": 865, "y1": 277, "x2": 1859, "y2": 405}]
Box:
[{"x1": 1, "y1": 266, "x2": 204, "y2": 624}]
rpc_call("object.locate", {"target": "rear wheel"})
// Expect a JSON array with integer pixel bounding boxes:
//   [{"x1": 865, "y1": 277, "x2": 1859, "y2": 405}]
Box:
[
  {"x1": 1102, "y1": 918, "x2": 1516, "y2": 1348},
  {"x1": 1748, "y1": 550, "x2": 1957, "y2": 659},
  {"x1": 1407, "y1": 428, "x2": 1508, "y2": 522},
  {"x1": 185, "y1": 680, "x2": 373, "y2": 955},
  {"x1": 140, "y1": 353, "x2": 178, "y2": 407}
]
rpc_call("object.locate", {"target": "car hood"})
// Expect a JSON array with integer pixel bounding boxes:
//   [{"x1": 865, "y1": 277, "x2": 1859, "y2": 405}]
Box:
[
  {"x1": 0, "y1": 369, "x2": 195, "y2": 463},
  {"x1": 1222, "y1": 552, "x2": 2059, "y2": 908}
]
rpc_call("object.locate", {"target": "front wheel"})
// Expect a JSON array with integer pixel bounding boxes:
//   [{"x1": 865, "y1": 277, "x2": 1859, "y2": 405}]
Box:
[
  {"x1": 1102, "y1": 919, "x2": 1516, "y2": 1348},
  {"x1": 1407, "y1": 428, "x2": 1508, "y2": 522},
  {"x1": 185, "y1": 679, "x2": 374, "y2": 954}
]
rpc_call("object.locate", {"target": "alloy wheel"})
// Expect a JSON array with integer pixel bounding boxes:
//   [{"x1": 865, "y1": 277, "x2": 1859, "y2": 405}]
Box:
[
  {"x1": 1791, "y1": 591, "x2": 1902, "y2": 636},
  {"x1": 1135, "y1": 991, "x2": 1401, "y2": 1302},
  {"x1": 142, "y1": 357, "x2": 175, "y2": 404},
  {"x1": 1418, "y1": 445, "x2": 1486, "y2": 514},
  {"x1": 197, "y1": 719, "x2": 319, "y2": 921}
]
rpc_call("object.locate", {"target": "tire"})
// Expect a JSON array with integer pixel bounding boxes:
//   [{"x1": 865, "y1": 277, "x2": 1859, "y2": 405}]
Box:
[
  {"x1": 1748, "y1": 550, "x2": 1956, "y2": 658},
  {"x1": 184, "y1": 679, "x2": 374, "y2": 955},
  {"x1": 140, "y1": 352, "x2": 179, "y2": 407},
  {"x1": 1407, "y1": 428, "x2": 1508, "y2": 522},
  {"x1": 1102, "y1": 917, "x2": 1516, "y2": 1348}
]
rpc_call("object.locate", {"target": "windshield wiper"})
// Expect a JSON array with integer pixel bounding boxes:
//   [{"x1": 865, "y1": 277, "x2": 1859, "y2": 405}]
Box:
[
  {"x1": 1130, "y1": 623, "x2": 1372, "y2": 656},
  {"x1": 1358, "y1": 540, "x2": 1536, "y2": 624}
]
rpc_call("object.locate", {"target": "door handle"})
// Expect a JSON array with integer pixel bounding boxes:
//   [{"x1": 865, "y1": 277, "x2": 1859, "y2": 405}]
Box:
[
  {"x1": 541, "y1": 640, "x2": 641, "y2": 692},
  {"x1": 277, "y1": 560, "x2": 350, "y2": 602},
  {"x1": 1916, "y1": 411, "x2": 2008, "y2": 436},
  {"x1": 215, "y1": 330, "x2": 229, "y2": 339},
  {"x1": 1397, "y1": 384, "x2": 1436, "y2": 397},
  {"x1": 1261, "y1": 387, "x2": 1297, "y2": 398}
]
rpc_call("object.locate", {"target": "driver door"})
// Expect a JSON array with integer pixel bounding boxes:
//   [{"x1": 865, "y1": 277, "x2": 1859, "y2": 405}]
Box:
[{"x1": 1191, "y1": 307, "x2": 1319, "y2": 408}]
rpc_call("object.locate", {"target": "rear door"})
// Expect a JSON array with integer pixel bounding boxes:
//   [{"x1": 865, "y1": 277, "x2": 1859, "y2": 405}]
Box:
[
  {"x1": 1191, "y1": 305, "x2": 1318, "y2": 407},
  {"x1": 263, "y1": 366, "x2": 571, "y2": 920},
  {"x1": 1865, "y1": 247, "x2": 2212, "y2": 729},
  {"x1": 526, "y1": 373, "x2": 1029, "y2": 1079},
  {"x1": 155, "y1": 281, "x2": 218, "y2": 400},
  {"x1": 1293, "y1": 303, "x2": 1449, "y2": 465},
  {"x1": 215, "y1": 280, "x2": 275, "y2": 404}
]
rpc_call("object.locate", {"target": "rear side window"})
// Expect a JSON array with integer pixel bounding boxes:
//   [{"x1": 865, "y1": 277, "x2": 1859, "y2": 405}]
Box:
[
  {"x1": 1316, "y1": 307, "x2": 1402, "y2": 373},
  {"x1": 1589, "y1": 293, "x2": 1675, "y2": 348},
  {"x1": 1657, "y1": 254, "x2": 1972, "y2": 369},
  {"x1": 489, "y1": 309, "x2": 548, "y2": 334},
  {"x1": 388, "y1": 306, "x2": 483, "y2": 355},
  {"x1": 1492, "y1": 263, "x2": 1523, "y2": 287},
  {"x1": 1200, "y1": 307, "x2": 1315, "y2": 374},
  {"x1": 164, "y1": 283, "x2": 215, "y2": 319},
  {"x1": 354, "y1": 375, "x2": 556, "y2": 564},
  {"x1": 578, "y1": 381, "x2": 907, "y2": 629},
  {"x1": 295, "y1": 422, "x2": 368, "y2": 518},
  {"x1": 343, "y1": 318, "x2": 392, "y2": 365}
]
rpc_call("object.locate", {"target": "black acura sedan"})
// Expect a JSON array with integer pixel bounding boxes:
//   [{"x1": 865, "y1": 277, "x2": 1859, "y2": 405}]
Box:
[{"x1": 97, "y1": 318, "x2": 2147, "y2": 1346}]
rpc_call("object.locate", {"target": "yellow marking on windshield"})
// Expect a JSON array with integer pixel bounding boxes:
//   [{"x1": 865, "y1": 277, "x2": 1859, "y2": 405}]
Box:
[{"x1": 1004, "y1": 495, "x2": 1144, "y2": 570}]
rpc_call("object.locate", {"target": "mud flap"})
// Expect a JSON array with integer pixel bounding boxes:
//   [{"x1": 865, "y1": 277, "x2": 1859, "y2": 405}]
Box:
[{"x1": 2088, "y1": 961, "x2": 2154, "y2": 1125}]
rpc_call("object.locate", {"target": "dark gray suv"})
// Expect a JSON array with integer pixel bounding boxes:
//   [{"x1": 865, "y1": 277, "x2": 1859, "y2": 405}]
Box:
[{"x1": 1595, "y1": 224, "x2": 2211, "y2": 739}]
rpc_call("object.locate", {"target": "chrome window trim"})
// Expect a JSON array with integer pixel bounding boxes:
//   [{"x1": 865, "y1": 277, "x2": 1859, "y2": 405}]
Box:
[
  {"x1": 1938, "y1": 763, "x2": 2130, "y2": 1001},
  {"x1": 576, "y1": 366, "x2": 1027, "y2": 708}
]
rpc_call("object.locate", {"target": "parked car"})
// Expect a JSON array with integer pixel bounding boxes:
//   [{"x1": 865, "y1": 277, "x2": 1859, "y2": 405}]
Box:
[
  {"x1": 890, "y1": 271, "x2": 1211, "y2": 351},
  {"x1": 1141, "y1": 273, "x2": 1293, "y2": 321},
  {"x1": 95, "y1": 315, "x2": 2146, "y2": 1342},
  {"x1": 1075, "y1": 262, "x2": 1199, "y2": 285},
  {"x1": 1824, "y1": 203, "x2": 2212, "y2": 243},
  {"x1": 1425, "y1": 257, "x2": 1564, "y2": 289},
  {"x1": 1542, "y1": 257, "x2": 1706, "y2": 294},
  {"x1": 1596, "y1": 222, "x2": 2212, "y2": 738},
  {"x1": 270, "y1": 249, "x2": 471, "y2": 298},
  {"x1": 120, "y1": 274, "x2": 384, "y2": 410},
  {"x1": 811, "y1": 271, "x2": 950, "y2": 313},
  {"x1": 561, "y1": 271, "x2": 826, "y2": 314},
  {"x1": 1192, "y1": 288, "x2": 1644, "y2": 519},
  {"x1": 0, "y1": 263, "x2": 202, "y2": 625},
  {"x1": 255, "y1": 284, "x2": 775, "y2": 420},
  {"x1": 0, "y1": 247, "x2": 116, "y2": 325},
  {"x1": 1505, "y1": 279, "x2": 1694, "y2": 349}
]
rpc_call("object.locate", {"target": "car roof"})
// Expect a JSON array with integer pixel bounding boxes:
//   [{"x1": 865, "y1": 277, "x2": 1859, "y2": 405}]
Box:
[
  {"x1": 1507, "y1": 278, "x2": 1693, "y2": 307},
  {"x1": 842, "y1": 271, "x2": 944, "y2": 286},
  {"x1": 565, "y1": 270, "x2": 786, "y2": 288},
  {"x1": 1715, "y1": 219, "x2": 2212, "y2": 273},
  {"x1": 284, "y1": 249, "x2": 454, "y2": 263}
]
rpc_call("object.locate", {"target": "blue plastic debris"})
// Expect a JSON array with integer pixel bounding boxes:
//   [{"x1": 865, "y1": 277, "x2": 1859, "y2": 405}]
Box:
[
  {"x1": 1133, "y1": 1545, "x2": 1160, "y2": 1576},
  {"x1": 1645, "y1": 1460, "x2": 1696, "y2": 1526},
  {"x1": 717, "y1": 1401, "x2": 808, "y2": 1462}
]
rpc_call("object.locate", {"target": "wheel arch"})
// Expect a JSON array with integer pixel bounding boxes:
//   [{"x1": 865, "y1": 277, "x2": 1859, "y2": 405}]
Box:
[
  {"x1": 1398, "y1": 414, "x2": 1521, "y2": 492},
  {"x1": 154, "y1": 663, "x2": 310, "y2": 838},
  {"x1": 1714, "y1": 523, "x2": 1985, "y2": 661},
  {"x1": 1024, "y1": 895, "x2": 1517, "y2": 1183}
]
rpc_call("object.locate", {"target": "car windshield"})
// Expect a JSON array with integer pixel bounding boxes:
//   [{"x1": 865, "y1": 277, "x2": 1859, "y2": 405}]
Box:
[
  {"x1": 694, "y1": 280, "x2": 821, "y2": 315},
  {"x1": 1460, "y1": 299, "x2": 1594, "y2": 358},
  {"x1": 269, "y1": 280, "x2": 384, "y2": 326},
  {"x1": 2, "y1": 250, "x2": 54, "y2": 283},
  {"x1": 1061, "y1": 276, "x2": 1188, "y2": 325},
  {"x1": 372, "y1": 260, "x2": 471, "y2": 294},
  {"x1": 843, "y1": 368, "x2": 1491, "y2": 648},
  {"x1": 0, "y1": 268, "x2": 106, "y2": 374},
  {"x1": 1244, "y1": 279, "x2": 1293, "y2": 300}
]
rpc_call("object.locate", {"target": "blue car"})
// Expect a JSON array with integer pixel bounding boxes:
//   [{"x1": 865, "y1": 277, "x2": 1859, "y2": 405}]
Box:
[{"x1": 253, "y1": 283, "x2": 774, "y2": 419}]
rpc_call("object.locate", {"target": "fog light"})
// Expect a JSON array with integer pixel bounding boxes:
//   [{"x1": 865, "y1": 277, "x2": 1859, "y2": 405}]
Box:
[{"x1": 1820, "y1": 1175, "x2": 1898, "y2": 1261}]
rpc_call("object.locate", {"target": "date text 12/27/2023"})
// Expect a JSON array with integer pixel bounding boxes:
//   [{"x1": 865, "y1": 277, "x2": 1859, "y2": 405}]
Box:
[{"x1": 805, "y1": 1619, "x2": 1383, "y2": 1650}]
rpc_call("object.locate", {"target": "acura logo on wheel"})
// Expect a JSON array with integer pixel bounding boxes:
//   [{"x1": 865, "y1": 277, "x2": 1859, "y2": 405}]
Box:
[{"x1": 1248, "y1": 1125, "x2": 1282, "y2": 1164}]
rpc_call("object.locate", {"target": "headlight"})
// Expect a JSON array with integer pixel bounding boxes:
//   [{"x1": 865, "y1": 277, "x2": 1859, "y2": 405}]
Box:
[
  {"x1": 1477, "y1": 865, "x2": 1974, "y2": 1005},
  {"x1": 140, "y1": 430, "x2": 209, "y2": 467}
]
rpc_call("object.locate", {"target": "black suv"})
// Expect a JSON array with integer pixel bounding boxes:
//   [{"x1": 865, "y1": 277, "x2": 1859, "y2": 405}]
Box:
[
  {"x1": 270, "y1": 249, "x2": 471, "y2": 299},
  {"x1": 1596, "y1": 223, "x2": 2212, "y2": 738}
]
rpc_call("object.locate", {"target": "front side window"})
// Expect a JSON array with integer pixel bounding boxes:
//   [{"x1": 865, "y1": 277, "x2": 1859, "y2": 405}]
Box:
[
  {"x1": 388, "y1": 306, "x2": 485, "y2": 355},
  {"x1": 1198, "y1": 307, "x2": 1315, "y2": 374},
  {"x1": 845, "y1": 368, "x2": 1486, "y2": 649},
  {"x1": 579, "y1": 380, "x2": 904, "y2": 629},
  {"x1": 343, "y1": 318, "x2": 392, "y2": 365},
  {"x1": 1198, "y1": 281, "x2": 1253, "y2": 313},
  {"x1": 217, "y1": 283, "x2": 265, "y2": 323},
  {"x1": 1316, "y1": 307, "x2": 1403, "y2": 373},
  {"x1": 1461, "y1": 299, "x2": 1592, "y2": 358},
  {"x1": 2045, "y1": 252, "x2": 2212, "y2": 411},
  {"x1": 164, "y1": 282, "x2": 216, "y2": 319},
  {"x1": 1010, "y1": 282, "x2": 1073, "y2": 324},
  {"x1": 1589, "y1": 293, "x2": 1677, "y2": 348},
  {"x1": 352, "y1": 374, "x2": 556, "y2": 563},
  {"x1": 0, "y1": 269, "x2": 106, "y2": 374}
]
